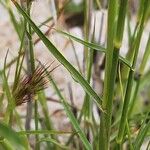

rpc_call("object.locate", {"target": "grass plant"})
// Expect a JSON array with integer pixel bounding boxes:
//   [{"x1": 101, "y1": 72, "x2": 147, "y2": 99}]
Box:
[{"x1": 0, "y1": 0, "x2": 149, "y2": 149}]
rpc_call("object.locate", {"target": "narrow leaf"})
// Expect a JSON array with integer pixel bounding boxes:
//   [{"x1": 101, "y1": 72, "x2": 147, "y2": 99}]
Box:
[{"x1": 11, "y1": 0, "x2": 103, "y2": 111}]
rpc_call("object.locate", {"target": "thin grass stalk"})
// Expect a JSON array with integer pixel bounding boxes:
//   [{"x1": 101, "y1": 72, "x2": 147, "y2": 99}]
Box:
[
  {"x1": 126, "y1": 121, "x2": 133, "y2": 150},
  {"x1": 13, "y1": 29, "x2": 25, "y2": 91},
  {"x1": 9, "y1": 28, "x2": 31, "y2": 149},
  {"x1": 14, "y1": 110, "x2": 31, "y2": 150},
  {"x1": 74, "y1": 0, "x2": 94, "y2": 142},
  {"x1": 55, "y1": 29, "x2": 133, "y2": 69},
  {"x1": 34, "y1": 62, "x2": 92, "y2": 149},
  {"x1": 82, "y1": 0, "x2": 92, "y2": 123},
  {"x1": 18, "y1": 130, "x2": 73, "y2": 135},
  {"x1": 128, "y1": 34, "x2": 150, "y2": 116},
  {"x1": 127, "y1": 8, "x2": 132, "y2": 47},
  {"x1": 128, "y1": 79, "x2": 140, "y2": 117},
  {"x1": 99, "y1": 0, "x2": 118, "y2": 110},
  {"x1": 117, "y1": 0, "x2": 149, "y2": 143},
  {"x1": 26, "y1": 3, "x2": 39, "y2": 148},
  {"x1": 0, "y1": 53, "x2": 24, "y2": 76},
  {"x1": 37, "y1": 138, "x2": 69, "y2": 149},
  {"x1": 3, "y1": 51, "x2": 15, "y2": 125},
  {"x1": 55, "y1": 29, "x2": 106, "y2": 53},
  {"x1": 11, "y1": 0, "x2": 103, "y2": 112},
  {"x1": 47, "y1": 75, "x2": 93, "y2": 150},
  {"x1": 38, "y1": 93, "x2": 50, "y2": 123},
  {"x1": 99, "y1": 0, "x2": 119, "y2": 149},
  {"x1": 83, "y1": 0, "x2": 90, "y2": 75},
  {"x1": 20, "y1": 0, "x2": 32, "y2": 131},
  {"x1": 140, "y1": 70, "x2": 150, "y2": 89},
  {"x1": 20, "y1": 1, "x2": 38, "y2": 148},
  {"x1": 0, "y1": 55, "x2": 30, "y2": 150},
  {"x1": 70, "y1": 39, "x2": 82, "y2": 73},
  {"x1": 38, "y1": 91, "x2": 58, "y2": 149},
  {"x1": 83, "y1": 29, "x2": 94, "y2": 141},
  {"x1": 121, "y1": 23, "x2": 138, "y2": 84},
  {"x1": 118, "y1": 64, "x2": 133, "y2": 150},
  {"x1": 82, "y1": 0, "x2": 93, "y2": 124},
  {"x1": 100, "y1": 0, "x2": 129, "y2": 148},
  {"x1": 139, "y1": 34, "x2": 150, "y2": 75},
  {"x1": 83, "y1": 36, "x2": 94, "y2": 118},
  {"x1": 121, "y1": 0, "x2": 150, "y2": 82},
  {"x1": 2, "y1": 58, "x2": 32, "y2": 150},
  {"x1": 133, "y1": 113, "x2": 150, "y2": 150},
  {"x1": 6, "y1": 0, "x2": 22, "y2": 40}
]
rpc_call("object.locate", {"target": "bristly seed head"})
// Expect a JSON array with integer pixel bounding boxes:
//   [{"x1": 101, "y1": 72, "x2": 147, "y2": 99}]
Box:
[{"x1": 13, "y1": 63, "x2": 54, "y2": 106}]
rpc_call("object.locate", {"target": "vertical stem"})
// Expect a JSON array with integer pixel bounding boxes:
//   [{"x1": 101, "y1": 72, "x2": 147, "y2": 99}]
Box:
[
  {"x1": 128, "y1": 78, "x2": 140, "y2": 117},
  {"x1": 20, "y1": 0, "x2": 37, "y2": 149},
  {"x1": 128, "y1": 34, "x2": 150, "y2": 117},
  {"x1": 117, "y1": 0, "x2": 149, "y2": 143},
  {"x1": 83, "y1": 0, "x2": 92, "y2": 75},
  {"x1": 99, "y1": 0, "x2": 128, "y2": 148},
  {"x1": 99, "y1": 0, "x2": 118, "y2": 149},
  {"x1": 27, "y1": 2, "x2": 39, "y2": 149},
  {"x1": 82, "y1": 0, "x2": 93, "y2": 138},
  {"x1": 6, "y1": 0, "x2": 22, "y2": 40},
  {"x1": 83, "y1": 0, "x2": 93, "y2": 119},
  {"x1": 20, "y1": 0, "x2": 32, "y2": 131}
]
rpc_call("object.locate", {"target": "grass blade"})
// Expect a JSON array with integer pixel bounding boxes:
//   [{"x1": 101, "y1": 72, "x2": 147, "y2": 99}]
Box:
[
  {"x1": 11, "y1": 0, "x2": 103, "y2": 111},
  {"x1": 133, "y1": 114, "x2": 150, "y2": 150},
  {"x1": 37, "y1": 138, "x2": 69, "y2": 149},
  {"x1": 0, "y1": 122, "x2": 25, "y2": 150},
  {"x1": 55, "y1": 29, "x2": 133, "y2": 69}
]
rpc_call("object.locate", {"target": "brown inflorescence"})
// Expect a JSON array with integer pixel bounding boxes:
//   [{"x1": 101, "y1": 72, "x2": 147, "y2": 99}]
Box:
[{"x1": 13, "y1": 64, "x2": 51, "y2": 106}]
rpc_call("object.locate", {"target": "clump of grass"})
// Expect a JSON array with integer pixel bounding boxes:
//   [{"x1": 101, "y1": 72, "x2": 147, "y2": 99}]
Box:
[{"x1": 0, "y1": 0, "x2": 150, "y2": 150}]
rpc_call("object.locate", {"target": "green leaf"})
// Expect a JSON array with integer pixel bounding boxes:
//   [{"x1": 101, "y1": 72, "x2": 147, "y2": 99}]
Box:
[
  {"x1": 47, "y1": 73, "x2": 92, "y2": 150},
  {"x1": 0, "y1": 122, "x2": 25, "y2": 150},
  {"x1": 134, "y1": 114, "x2": 150, "y2": 150},
  {"x1": 55, "y1": 29, "x2": 133, "y2": 70},
  {"x1": 18, "y1": 130, "x2": 73, "y2": 135},
  {"x1": 11, "y1": 0, "x2": 103, "y2": 111},
  {"x1": 55, "y1": 29, "x2": 106, "y2": 52},
  {"x1": 37, "y1": 138, "x2": 69, "y2": 150}
]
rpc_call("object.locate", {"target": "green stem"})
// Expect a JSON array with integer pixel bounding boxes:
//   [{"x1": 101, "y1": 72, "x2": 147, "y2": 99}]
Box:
[
  {"x1": 128, "y1": 78, "x2": 140, "y2": 117},
  {"x1": 48, "y1": 76, "x2": 93, "y2": 150},
  {"x1": 99, "y1": 48, "x2": 119, "y2": 149},
  {"x1": 83, "y1": 0, "x2": 94, "y2": 119},
  {"x1": 6, "y1": 0, "x2": 22, "y2": 40},
  {"x1": 117, "y1": 0, "x2": 149, "y2": 143},
  {"x1": 99, "y1": 0, "x2": 128, "y2": 148},
  {"x1": 26, "y1": 2, "x2": 38, "y2": 149},
  {"x1": 11, "y1": 0, "x2": 103, "y2": 111}
]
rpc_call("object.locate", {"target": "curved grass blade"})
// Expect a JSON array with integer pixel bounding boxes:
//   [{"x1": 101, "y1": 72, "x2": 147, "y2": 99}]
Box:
[
  {"x1": 18, "y1": 130, "x2": 73, "y2": 135},
  {"x1": 54, "y1": 29, "x2": 106, "y2": 52},
  {"x1": 47, "y1": 73, "x2": 92, "y2": 150},
  {"x1": 37, "y1": 138, "x2": 69, "y2": 150},
  {"x1": 36, "y1": 61, "x2": 92, "y2": 150},
  {"x1": 11, "y1": 0, "x2": 103, "y2": 111},
  {"x1": 134, "y1": 114, "x2": 150, "y2": 150},
  {"x1": 0, "y1": 122, "x2": 25, "y2": 150},
  {"x1": 55, "y1": 29, "x2": 133, "y2": 70}
]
